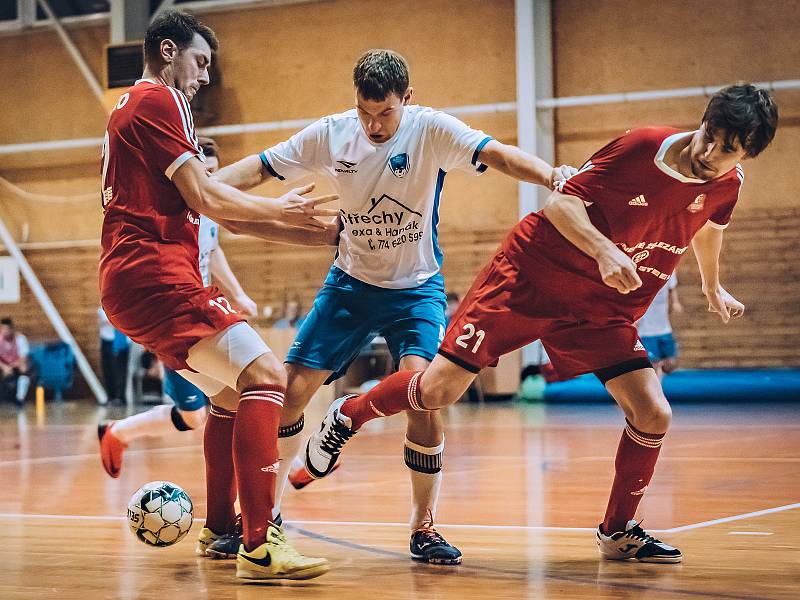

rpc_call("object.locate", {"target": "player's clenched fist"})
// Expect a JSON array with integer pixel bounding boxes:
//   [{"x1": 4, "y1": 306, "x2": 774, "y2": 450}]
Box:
[
  {"x1": 279, "y1": 183, "x2": 340, "y2": 223},
  {"x1": 704, "y1": 285, "x2": 744, "y2": 324},
  {"x1": 596, "y1": 245, "x2": 642, "y2": 294}
]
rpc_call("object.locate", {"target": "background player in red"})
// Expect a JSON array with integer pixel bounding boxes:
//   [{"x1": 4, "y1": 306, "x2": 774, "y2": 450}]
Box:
[
  {"x1": 302, "y1": 83, "x2": 778, "y2": 564},
  {"x1": 99, "y1": 10, "x2": 337, "y2": 580}
]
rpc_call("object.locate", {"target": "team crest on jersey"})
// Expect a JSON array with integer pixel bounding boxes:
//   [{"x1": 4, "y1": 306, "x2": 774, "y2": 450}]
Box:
[
  {"x1": 687, "y1": 193, "x2": 706, "y2": 213},
  {"x1": 389, "y1": 153, "x2": 411, "y2": 178}
]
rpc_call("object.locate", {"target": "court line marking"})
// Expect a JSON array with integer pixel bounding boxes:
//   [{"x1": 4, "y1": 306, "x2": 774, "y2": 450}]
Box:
[
  {"x1": 663, "y1": 502, "x2": 800, "y2": 533},
  {"x1": 2, "y1": 501, "x2": 798, "y2": 534},
  {"x1": 290, "y1": 526, "x2": 777, "y2": 600},
  {"x1": 3, "y1": 445, "x2": 800, "y2": 467},
  {"x1": 728, "y1": 531, "x2": 773, "y2": 536}
]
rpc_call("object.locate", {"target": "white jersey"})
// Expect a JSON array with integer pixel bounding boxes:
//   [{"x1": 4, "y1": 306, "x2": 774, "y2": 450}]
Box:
[
  {"x1": 637, "y1": 274, "x2": 677, "y2": 337},
  {"x1": 261, "y1": 105, "x2": 491, "y2": 288},
  {"x1": 198, "y1": 215, "x2": 219, "y2": 287}
]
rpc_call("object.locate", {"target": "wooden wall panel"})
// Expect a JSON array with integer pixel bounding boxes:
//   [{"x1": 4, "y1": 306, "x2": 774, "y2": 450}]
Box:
[{"x1": 0, "y1": 0, "x2": 797, "y2": 388}]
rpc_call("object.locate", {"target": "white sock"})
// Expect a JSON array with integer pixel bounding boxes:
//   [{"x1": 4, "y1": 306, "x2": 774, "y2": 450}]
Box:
[
  {"x1": 272, "y1": 416, "x2": 305, "y2": 521},
  {"x1": 405, "y1": 437, "x2": 444, "y2": 530},
  {"x1": 16, "y1": 375, "x2": 30, "y2": 402},
  {"x1": 110, "y1": 404, "x2": 176, "y2": 445}
]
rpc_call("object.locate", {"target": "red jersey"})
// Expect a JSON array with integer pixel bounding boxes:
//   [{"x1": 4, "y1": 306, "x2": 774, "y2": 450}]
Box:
[
  {"x1": 99, "y1": 79, "x2": 205, "y2": 306},
  {"x1": 502, "y1": 127, "x2": 743, "y2": 322}
]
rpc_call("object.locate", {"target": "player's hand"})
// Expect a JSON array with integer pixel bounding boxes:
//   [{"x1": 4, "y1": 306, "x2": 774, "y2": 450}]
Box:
[
  {"x1": 278, "y1": 183, "x2": 339, "y2": 223},
  {"x1": 549, "y1": 164, "x2": 579, "y2": 190},
  {"x1": 596, "y1": 245, "x2": 642, "y2": 294},
  {"x1": 704, "y1": 285, "x2": 744, "y2": 324},
  {"x1": 323, "y1": 215, "x2": 343, "y2": 246},
  {"x1": 232, "y1": 294, "x2": 258, "y2": 318}
]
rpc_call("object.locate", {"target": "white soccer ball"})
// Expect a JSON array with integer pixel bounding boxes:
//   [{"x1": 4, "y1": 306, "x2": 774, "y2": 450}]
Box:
[{"x1": 126, "y1": 481, "x2": 193, "y2": 547}]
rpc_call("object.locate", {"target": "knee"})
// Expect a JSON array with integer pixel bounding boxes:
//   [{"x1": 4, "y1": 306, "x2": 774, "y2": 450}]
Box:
[
  {"x1": 238, "y1": 352, "x2": 287, "y2": 390},
  {"x1": 629, "y1": 395, "x2": 672, "y2": 433},
  {"x1": 419, "y1": 379, "x2": 457, "y2": 411}
]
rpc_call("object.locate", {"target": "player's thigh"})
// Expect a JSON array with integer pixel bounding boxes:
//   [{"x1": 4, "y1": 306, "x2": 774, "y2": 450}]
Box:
[
  {"x1": 605, "y1": 368, "x2": 671, "y2": 433},
  {"x1": 183, "y1": 322, "x2": 277, "y2": 393},
  {"x1": 438, "y1": 253, "x2": 548, "y2": 374},
  {"x1": 286, "y1": 283, "x2": 378, "y2": 375},
  {"x1": 381, "y1": 291, "x2": 447, "y2": 365}
]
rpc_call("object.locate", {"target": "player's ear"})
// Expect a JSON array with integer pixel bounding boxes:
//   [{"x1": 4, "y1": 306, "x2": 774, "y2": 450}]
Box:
[
  {"x1": 161, "y1": 39, "x2": 177, "y2": 63},
  {"x1": 403, "y1": 87, "x2": 413, "y2": 105}
]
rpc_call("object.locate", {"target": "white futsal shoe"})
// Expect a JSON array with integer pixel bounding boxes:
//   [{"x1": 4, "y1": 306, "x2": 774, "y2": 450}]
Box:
[
  {"x1": 597, "y1": 520, "x2": 682, "y2": 563},
  {"x1": 304, "y1": 394, "x2": 357, "y2": 479}
]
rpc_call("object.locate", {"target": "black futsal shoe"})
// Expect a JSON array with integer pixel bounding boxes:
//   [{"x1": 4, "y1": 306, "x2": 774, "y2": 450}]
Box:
[{"x1": 410, "y1": 527, "x2": 463, "y2": 565}]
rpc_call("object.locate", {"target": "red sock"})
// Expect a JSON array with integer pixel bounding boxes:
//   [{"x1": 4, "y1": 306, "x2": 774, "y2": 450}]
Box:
[
  {"x1": 342, "y1": 370, "x2": 426, "y2": 430},
  {"x1": 602, "y1": 419, "x2": 665, "y2": 534},
  {"x1": 233, "y1": 385, "x2": 284, "y2": 551},
  {"x1": 203, "y1": 404, "x2": 237, "y2": 534}
]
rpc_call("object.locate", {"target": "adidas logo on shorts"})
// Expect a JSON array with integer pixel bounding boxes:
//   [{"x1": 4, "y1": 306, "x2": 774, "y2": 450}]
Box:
[
  {"x1": 628, "y1": 195, "x2": 648, "y2": 206},
  {"x1": 633, "y1": 339, "x2": 646, "y2": 352}
]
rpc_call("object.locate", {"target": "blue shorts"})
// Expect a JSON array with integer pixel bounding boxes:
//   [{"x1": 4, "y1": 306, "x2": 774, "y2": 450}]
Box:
[
  {"x1": 286, "y1": 266, "x2": 447, "y2": 382},
  {"x1": 641, "y1": 334, "x2": 677, "y2": 361},
  {"x1": 163, "y1": 368, "x2": 208, "y2": 412}
]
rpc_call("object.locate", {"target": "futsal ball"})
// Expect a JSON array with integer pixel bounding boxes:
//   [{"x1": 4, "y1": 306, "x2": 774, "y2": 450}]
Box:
[{"x1": 126, "y1": 481, "x2": 193, "y2": 547}]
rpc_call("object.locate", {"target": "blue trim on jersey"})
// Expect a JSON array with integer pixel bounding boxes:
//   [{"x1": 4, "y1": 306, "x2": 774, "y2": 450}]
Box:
[
  {"x1": 471, "y1": 135, "x2": 493, "y2": 166},
  {"x1": 259, "y1": 151, "x2": 285, "y2": 181},
  {"x1": 432, "y1": 169, "x2": 446, "y2": 267}
]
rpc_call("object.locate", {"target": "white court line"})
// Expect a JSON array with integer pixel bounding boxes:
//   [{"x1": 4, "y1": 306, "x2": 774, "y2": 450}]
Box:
[
  {"x1": 1, "y1": 504, "x2": 798, "y2": 534},
  {"x1": 0, "y1": 512, "x2": 598, "y2": 532},
  {"x1": 728, "y1": 531, "x2": 773, "y2": 536},
  {"x1": 663, "y1": 502, "x2": 800, "y2": 533},
  {"x1": 4, "y1": 446, "x2": 800, "y2": 467},
  {"x1": 0, "y1": 444, "x2": 201, "y2": 467}
]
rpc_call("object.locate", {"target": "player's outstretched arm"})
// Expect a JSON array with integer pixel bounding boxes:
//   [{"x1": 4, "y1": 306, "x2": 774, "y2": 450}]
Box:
[
  {"x1": 173, "y1": 157, "x2": 338, "y2": 223},
  {"x1": 213, "y1": 154, "x2": 267, "y2": 191},
  {"x1": 217, "y1": 216, "x2": 341, "y2": 247},
  {"x1": 691, "y1": 222, "x2": 744, "y2": 323},
  {"x1": 543, "y1": 190, "x2": 642, "y2": 294},
  {"x1": 478, "y1": 140, "x2": 576, "y2": 189},
  {"x1": 209, "y1": 246, "x2": 258, "y2": 317}
]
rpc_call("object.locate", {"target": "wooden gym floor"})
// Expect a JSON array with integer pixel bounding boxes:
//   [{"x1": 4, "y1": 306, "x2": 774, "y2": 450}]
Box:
[{"x1": 0, "y1": 398, "x2": 798, "y2": 599}]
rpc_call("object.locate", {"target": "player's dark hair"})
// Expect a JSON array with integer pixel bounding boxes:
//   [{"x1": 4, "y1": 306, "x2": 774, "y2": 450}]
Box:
[
  {"x1": 198, "y1": 136, "x2": 219, "y2": 159},
  {"x1": 353, "y1": 49, "x2": 410, "y2": 101},
  {"x1": 144, "y1": 10, "x2": 218, "y2": 66},
  {"x1": 0, "y1": 318, "x2": 12, "y2": 327},
  {"x1": 701, "y1": 84, "x2": 778, "y2": 157}
]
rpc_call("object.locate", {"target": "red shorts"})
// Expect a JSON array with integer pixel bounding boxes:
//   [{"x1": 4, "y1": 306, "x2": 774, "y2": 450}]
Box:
[
  {"x1": 438, "y1": 251, "x2": 649, "y2": 381},
  {"x1": 102, "y1": 283, "x2": 244, "y2": 371}
]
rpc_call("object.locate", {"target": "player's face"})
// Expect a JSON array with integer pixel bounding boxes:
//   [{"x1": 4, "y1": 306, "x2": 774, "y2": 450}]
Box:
[
  {"x1": 688, "y1": 123, "x2": 748, "y2": 180},
  {"x1": 355, "y1": 90, "x2": 411, "y2": 143},
  {"x1": 171, "y1": 33, "x2": 212, "y2": 102}
]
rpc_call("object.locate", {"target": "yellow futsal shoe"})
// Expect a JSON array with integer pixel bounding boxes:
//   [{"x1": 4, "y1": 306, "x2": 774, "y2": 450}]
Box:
[
  {"x1": 195, "y1": 526, "x2": 222, "y2": 556},
  {"x1": 236, "y1": 525, "x2": 330, "y2": 580}
]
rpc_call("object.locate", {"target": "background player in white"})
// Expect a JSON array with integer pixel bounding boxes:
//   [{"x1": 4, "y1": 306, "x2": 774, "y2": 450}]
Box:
[
  {"x1": 212, "y1": 49, "x2": 574, "y2": 563},
  {"x1": 636, "y1": 274, "x2": 683, "y2": 379}
]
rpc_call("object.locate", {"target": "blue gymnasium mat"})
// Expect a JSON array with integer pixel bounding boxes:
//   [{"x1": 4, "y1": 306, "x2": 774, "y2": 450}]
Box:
[{"x1": 543, "y1": 369, "x2": 800, "y2": 403}]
